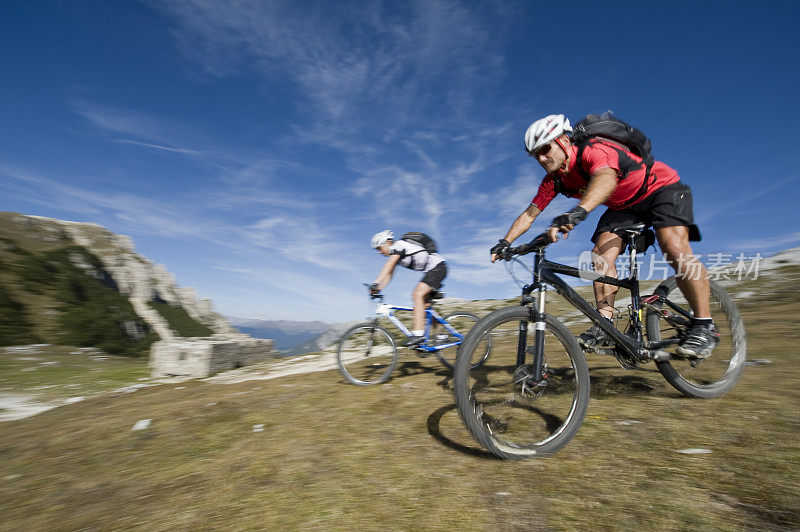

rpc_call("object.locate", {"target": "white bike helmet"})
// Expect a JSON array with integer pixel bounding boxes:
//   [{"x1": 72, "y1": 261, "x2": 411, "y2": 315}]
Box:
[
  {"x1": 370, "y1": 229, "x2": 394, "y2": 249},
  {"x1": 524, "y1": 114, "x2": 573, "y2": 153}
]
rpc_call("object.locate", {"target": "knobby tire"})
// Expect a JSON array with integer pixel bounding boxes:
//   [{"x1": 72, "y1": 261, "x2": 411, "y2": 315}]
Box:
[
  {"x1": 336, "y1": 323, "x2": 398, "y2": 385},
  {"x1": 453, "y1": 306, "x2": 590, "y2": 459},
  {"x1": 646, "y1": 277, "x2": 746, "y2": 398},
  {"x1": 432, "y1": 312, "x2": 490, "y2": 370}
]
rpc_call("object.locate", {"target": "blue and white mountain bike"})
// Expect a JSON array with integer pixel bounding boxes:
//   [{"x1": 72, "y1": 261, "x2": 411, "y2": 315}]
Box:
[{"x1": 336, "y1": 285, "x2": 491, "y2": 385}]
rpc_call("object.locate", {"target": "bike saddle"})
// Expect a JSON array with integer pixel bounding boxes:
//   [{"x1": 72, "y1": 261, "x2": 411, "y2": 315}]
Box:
[
  {"x1": 612, "y1": 222, "x2": 647, "y2": 236},
  {"x1": 431, "y1": 290, "x2": 445, "y2": 299},
  {"x1": 613, "y1": 223, "x2": 655, "y2": 253}
]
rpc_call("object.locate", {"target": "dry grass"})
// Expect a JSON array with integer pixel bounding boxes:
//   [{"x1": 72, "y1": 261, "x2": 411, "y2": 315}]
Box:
[{"x1": 0, "y1": 274, "x2": 798, "y2": 530}]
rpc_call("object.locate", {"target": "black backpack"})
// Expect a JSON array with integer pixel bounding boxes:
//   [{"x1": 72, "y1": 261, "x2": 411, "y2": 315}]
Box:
[
  {"x1": 570, "y1": 112, "x2": 656, "y2": 208},
  {"x1": 401, "y1": 232, "x2": 437, "y2": 253}
]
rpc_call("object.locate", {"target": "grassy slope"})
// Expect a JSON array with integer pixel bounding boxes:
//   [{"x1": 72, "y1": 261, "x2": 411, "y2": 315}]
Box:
[
  {"x1": 0, "y1": 346, "x2": 149, "y2": 403},
  {"x1": 0, "y1": 270, "x2": 798, "y2": 530},
  {"x1": 147, "y1": 301, "x2": 214, "y2": 338}
]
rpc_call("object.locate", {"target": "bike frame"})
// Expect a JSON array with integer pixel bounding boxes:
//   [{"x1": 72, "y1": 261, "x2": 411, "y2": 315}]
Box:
[
  {"x1": 373, "y1": 303, "x2": 465, "y2": 353},
  {"x1": 519, "y1": 234, "x2": 692, "y2": 376}
]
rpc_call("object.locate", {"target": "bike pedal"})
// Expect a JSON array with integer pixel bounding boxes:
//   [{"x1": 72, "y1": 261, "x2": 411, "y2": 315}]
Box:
[{"x1": 652, "y1": 350, "x2": 671, "y2": 362}]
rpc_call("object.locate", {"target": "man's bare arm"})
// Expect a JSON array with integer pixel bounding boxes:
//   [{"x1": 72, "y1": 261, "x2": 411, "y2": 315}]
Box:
[
  {"x1": 547, "y1": 167, "x2": 618, "y2": 241},
  {"x1": 374, "y1": 254, "x2": 401, "y2": 289},
  {"x1": 503, "y1": 203, "x2": 542, "y2": 243},
  {"x1": 575, "y1": 167, "x2": 618, "y2": 212},
  {"x1": 491, "y1": 204, "x2": 541, "y2": 262}
]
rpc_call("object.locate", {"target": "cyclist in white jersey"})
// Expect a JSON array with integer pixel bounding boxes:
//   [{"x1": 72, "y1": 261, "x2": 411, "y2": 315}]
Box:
[{"x1": 370, "y1": 230, "x2": 447, "y2": 346}]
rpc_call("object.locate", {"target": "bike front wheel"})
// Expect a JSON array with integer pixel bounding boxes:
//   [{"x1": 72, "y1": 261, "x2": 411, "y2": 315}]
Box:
[
  {"x1": 431, "y1": 312, "x2": 489, "y2": 370},
  {"x1": 336, "y1": 323, "x2": 398, "y2": 385},
  {"x1": 646, "y1": 277, "x2": 746, "y2": 398},
  {"x1": 453, "y1": 306, "x2": 590, "y2": 459}
]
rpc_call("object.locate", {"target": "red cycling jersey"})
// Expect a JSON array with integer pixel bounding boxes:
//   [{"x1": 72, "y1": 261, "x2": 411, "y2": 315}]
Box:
[{"x1": 531, "y1": 139, "x2": 680, "y2": 211}]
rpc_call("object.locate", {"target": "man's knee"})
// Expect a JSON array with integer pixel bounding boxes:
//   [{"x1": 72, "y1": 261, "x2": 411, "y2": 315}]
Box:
[
  {"x1": 657, "y1": 227, "x2": 692, "y2": 258},
  {"x1": 591, "y1": 233, "x2": 622, "y2": 273},
  {"x1": 413, "y1": 284, "x2": 431, "y2": 300},
  {"x1": 591, "y1": 248, "x2": 619, "y2": 274}
]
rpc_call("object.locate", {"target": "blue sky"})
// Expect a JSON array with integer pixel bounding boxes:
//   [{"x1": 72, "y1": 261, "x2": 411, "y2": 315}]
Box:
[{"x1": 1, "y1": 0, "x2": 798, "y2": 322}]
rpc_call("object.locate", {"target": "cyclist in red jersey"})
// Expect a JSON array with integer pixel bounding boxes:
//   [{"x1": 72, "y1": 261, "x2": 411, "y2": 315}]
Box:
[{"x1": 489, "y1": 114, "x2": 718, "y2": 358}]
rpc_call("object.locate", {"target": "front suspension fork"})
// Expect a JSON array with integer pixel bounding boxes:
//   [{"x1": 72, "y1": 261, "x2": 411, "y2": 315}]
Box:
[{"x1": 518, "y1": 285, "x2": 547, "y2": 381}]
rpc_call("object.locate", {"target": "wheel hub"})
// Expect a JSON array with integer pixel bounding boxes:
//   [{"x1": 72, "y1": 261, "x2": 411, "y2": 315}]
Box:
[{"x1": 513, "y1": 364, "x2": 548, "y2": 397}]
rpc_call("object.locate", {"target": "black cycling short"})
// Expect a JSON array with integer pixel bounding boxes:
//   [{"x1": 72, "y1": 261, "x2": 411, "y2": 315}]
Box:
[
  {"x1": 591, "y1": 182, "x2": 701, "y2": 243},
  {"x1": 421, "y1": 262, "x2": 447, "y2": 290}
]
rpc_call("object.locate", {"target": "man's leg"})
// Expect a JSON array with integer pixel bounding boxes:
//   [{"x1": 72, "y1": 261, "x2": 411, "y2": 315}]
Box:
[
  {"x1": 412, "y1": 282, "x2": 434, "y2": 330},
  {"x1": 405, "y1": 281, "x2": 433, "y2": 346},
  {"x1": 578, "y1": 232, "x2": 624, "y2": 348},
  {"x1": 655, "y1": 226, "x2": 710, "y2": 317},
  {"x1": 656, "y1": 226, "x2": 718, "y2": 357},
  {"x1": 591, "y1": 232, "x2": 625, "y2": 319}
]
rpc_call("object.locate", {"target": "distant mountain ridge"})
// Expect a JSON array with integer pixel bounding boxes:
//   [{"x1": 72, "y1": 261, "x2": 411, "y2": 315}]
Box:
[{"x1": 226, "y1": 316, "x2": 330, "y2": 354}]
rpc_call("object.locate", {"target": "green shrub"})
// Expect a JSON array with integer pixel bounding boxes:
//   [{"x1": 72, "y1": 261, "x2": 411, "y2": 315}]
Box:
[
  {"x1": 2, "y1": 242, "x2": 164, "y2": 356},
  {"x1": 0, "y1": 283, "x2": 40, "y2": 345},
  {"x1": 13, "y1": 250, "x2": 58, "y2": 294},
  {"x1": 148, "y1": 301, "x2": 214, "y2": 337},
  {"x1": 55, "y1": 271, "x2": 158, "y2": 357},
  {"x1": 28, "y1": 247, "x2": 158, "y2": 357}
]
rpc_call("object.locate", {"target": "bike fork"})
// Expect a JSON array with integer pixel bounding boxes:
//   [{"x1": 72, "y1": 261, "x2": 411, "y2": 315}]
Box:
[{"x1": 518, "y1": 285, "x2": 547, "y2": 381}]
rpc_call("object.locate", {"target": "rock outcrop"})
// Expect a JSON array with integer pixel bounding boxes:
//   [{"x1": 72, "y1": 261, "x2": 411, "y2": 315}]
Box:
[{"x1": 5, "y1": 213, "x2": 275, "y2": 377}]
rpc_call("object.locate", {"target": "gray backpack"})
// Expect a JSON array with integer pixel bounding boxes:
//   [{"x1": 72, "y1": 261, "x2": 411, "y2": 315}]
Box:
[{"x1": 401, "y1": 232, "x2": 437, "y2": 253}]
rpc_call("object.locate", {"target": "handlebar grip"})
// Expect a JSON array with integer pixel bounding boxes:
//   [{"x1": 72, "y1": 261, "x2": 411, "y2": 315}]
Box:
[
  {"x1": 506, "y1": 232, "x2": 551, "y2": 257},
  {"x1": 364, "y1": 282, "x2": 382, "y2": 298}
]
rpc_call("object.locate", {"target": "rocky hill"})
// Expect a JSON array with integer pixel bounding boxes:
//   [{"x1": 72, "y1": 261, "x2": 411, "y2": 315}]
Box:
[{"x1": 0, "y1": 212, "x2": 273, "y2": 375}]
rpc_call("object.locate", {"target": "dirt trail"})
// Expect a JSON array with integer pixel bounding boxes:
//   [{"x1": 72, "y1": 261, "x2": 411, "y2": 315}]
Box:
[{"x1": 203, "y1": 349, "x2": 340, "y2": 384}]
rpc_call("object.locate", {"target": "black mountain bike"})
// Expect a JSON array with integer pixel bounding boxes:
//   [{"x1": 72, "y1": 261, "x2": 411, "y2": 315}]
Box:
[{"x1": 453, "y1": 223, "x2": 747, "y2": 459}]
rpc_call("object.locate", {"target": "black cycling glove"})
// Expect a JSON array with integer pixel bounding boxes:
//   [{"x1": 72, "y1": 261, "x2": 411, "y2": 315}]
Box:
[
  {"x1": 551, "y1": 206, "x2": 588, "y2": 229},
  {"x1": 490, "y1": 239, "x2": 510, "y2": 257},
  {"x1": 368, "y1": 283, "x2": 380, "y2": 295}
]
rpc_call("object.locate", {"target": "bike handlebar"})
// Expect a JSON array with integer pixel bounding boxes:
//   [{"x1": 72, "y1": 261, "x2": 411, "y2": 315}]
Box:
[
  {"x1": 363, "y1": 282, "x2": 383, "y2": 299},
  {"x1": 504, "y1": 232, "x2": 552, "y2": 259}
]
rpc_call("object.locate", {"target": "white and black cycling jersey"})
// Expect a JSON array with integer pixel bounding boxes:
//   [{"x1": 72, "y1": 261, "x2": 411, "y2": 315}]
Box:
[{"x1": 389, "y1": 240, "x2": 445, "y2": 272}]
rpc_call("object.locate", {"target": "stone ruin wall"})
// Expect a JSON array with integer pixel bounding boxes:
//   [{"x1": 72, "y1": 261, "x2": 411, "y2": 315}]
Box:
[{"x1": 149, "y1": 337, "x2": 275, "y2": 379}]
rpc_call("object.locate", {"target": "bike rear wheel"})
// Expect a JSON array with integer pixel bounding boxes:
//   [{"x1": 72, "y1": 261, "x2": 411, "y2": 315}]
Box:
[
  {"x1": 646, "y1": 277, "x2": 746, "y2": 398},
  {"x1": 337, "y1": 323, "x2": 398, "y2": 385},
  {"x1": 431, "y1": 312, "x2": 489, "y2": 370},
  {"x1": 453, "y1": 306, "x2": 590, "y2": 459}
]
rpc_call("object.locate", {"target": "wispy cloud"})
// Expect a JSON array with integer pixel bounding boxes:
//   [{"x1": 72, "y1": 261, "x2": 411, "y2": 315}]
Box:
[
  {"x1": 70, "y1": 100, "x2": 232, "y2": 163},
  {"x1": 150, "y1": 0, "x2": 507, "y2": 125},
  {"x1": 72, "y1": 101, "x2": 176, "y2": 143},
  {"x1": 0, "y1": 162, "x2": 222, "y2": 240},
  {"x1": 240, "y1": 215, "x2": 363, "y2": 274},
  {"x1": 147, "y1": 0, "x2": 513, "y2": 174},
  {"x1": 109, "y1": 138, "x2": 215, "y2": 157},
  {"x1": 143, "y1": 0, "x2": 530, "y2": 279},
  {"x1": 0, "y1": 159, "x2": 374, "y2": 292}
]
